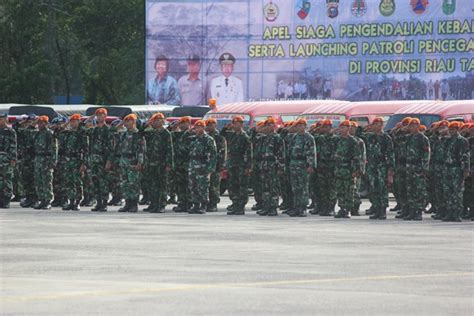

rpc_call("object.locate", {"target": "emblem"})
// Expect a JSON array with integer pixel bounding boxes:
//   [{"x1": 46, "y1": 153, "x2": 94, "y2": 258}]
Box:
[
  {"x1": 442, "y1": 0, "x2": 455, "y2": 15},
  {"x1": 326, "y1": 0, "x2": 340, "y2": 18},
  {"x1": 410, "y1": 0, "x2": 429, "y2": 14},
  {"x1": 351, "y1": 0, "x2": 367, "y2": 17},
  {"x1": 296, "y1": 0, "x2": 311, "y2": 20},
  {"x1": 379, "y1": 0, "x2": 396, "y2": 16},
  {"x1": 263, "y1": 1, "x2": 279, "y2": 22}
]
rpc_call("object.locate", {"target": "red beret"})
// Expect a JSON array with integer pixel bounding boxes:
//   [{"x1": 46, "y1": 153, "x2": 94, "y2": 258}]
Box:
[
  {"x1": 373, "y1": 117, "x2": 384, "y2": 124},
  {"x1": 38, "y1": 115, "x2": 49, "y2": 123},
  {"x1": 194, "y1": 120, "x2": 206, "y2": 127},
  {"x1": 95, "y1": 108, "x2": 108, "y2": 115},
  {"x1": 340, "y1": 120, "x2": 351, "y2": 127},
  {"x1": 124, "y1": 113, "x2": 138, "y2": 121},
  {"x1": 409, "y1": 118, "x2": 421, "y2": 125},
  {"x1": 69, "y1": 113, "x2": 81, "y2": 121},
  {"x1": 232, "y1": 116, "x2": 244, "y2": 123}
]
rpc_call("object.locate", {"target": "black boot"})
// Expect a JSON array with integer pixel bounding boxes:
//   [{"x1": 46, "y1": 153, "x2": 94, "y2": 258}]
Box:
[
  {"x1": 189, "y1": 203, "x2": 200, "y2": 214},
  {"x1": 20, "y1": 197, "x2": 34, "y2": 208},
  {"x1": 33, "y1": 200, "x2": 43, "y2": 209},
  {"x1": 267, "y1": 208, "x2": 278, "y2": 216},
  {"x1": 369, "y1": 208, "x2": 380, "y2": 220},
  {"x1": 51, "y1": 197, "x2": 64, "y2": 207},
  {"x1": 395, "y1": 208, "x2": 409, "y2": 219},
  {"x1": 128, "y1": 199, "x2": 138, "y2": 213},
  {"x1": 297, "y1": 208, "x2": 307, "y2": 217},
  {"x1": 195, "y1": 203, "x2": 206, "y2": 214},
  {"x1": 0, "y1": 196, "x2": 5, "y2": 209},
  {"x1": 334, "y1": 209, "x2": 344, "y2": 218},
  {"x1": 206, "y1": 203, "x2": 218, "y2": 212},
  {"x1": 403, "y1": 209, "x2": 416, "y2": 220},
  {"x1": 378, "y1": 208, "x2": 387, "y2": 220},
  {"x1": 72, "y1": 200, "x2": 81, "y2": 211},
  {"x1": 138, "y1": 196, "x2": 149, "y2": 205},
  {"x1": 62, "y1": 200, "x2": 73, "y2": 211},
  {"x1": 450, "y1": 209, "x2": 462, "y2": 222},
  {"x1": 118, "y1": 200, "x2": 130, "y2": 212},
  {"x1": 227, "y1": 206, "x2": 244, "y2": 215},
  {"x1": 40, "y1": 200, "x2": 51, "y2": 210},
  {"x1": 309, "y1": 204, "x2": 320, "y2": 215},
  {"x1": 413, "y1": 210, "x2": 422, "y2": 221},
  {"x1": 251, "y1": 203, "x2": 263, "y2": 211},
  {"x1": 257, "y1": 208, "x2": 269, "y2": 216}
]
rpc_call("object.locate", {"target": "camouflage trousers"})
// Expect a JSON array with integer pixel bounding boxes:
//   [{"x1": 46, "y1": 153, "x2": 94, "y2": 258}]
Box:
[
  {"x1": 334, "y1": 168, "x2": 356, "y2": 211},
  {"x1": 316, "y1": 166, "x2": 336, "y2": 212},
  {"x1": 175, "y1": 162, "x2": 190, "y2": 205},
  {"x1": 145, "y1": 163, "x2": 168, "y2": 207},
  {"x1": 289, "y1": 162, "x2": 309, "y2": 209},
  {"x1": 13, "y1": 166, "x2": 23, "y2": 198},
  {"x1": 309, "y1": 172, "x2": 318, "y2": 206},
  {"x1": 53, "y1": 159, "x2": 67, "y2": 201},
  {"x1": 209, "y1": 169, "x2": 221, "y2": 206},
  {"x1": 19, "y1": 158, "x2": 36, "y2": 200},
  {"x1": 64, "y1": 159, "x2": 83, "y2": 201},
  {"x1": 90, "y1": 160, "x2": 109, "y2": 201},
  {"x1": 227, "y1": 164, "x2": 249, "y2": 208},
  {"x1": 188, "y1": 162, "x2": 210, "y2": 204},
  {"x1": 394, "y1": 165, "x2": 408, "y2": 210},
  {"x1": 33, "y1": 157, "x2": 53, "y2": 201},
  {"x1": 353, "y1": 176, "x2": 362, "y2": 211},
  {"x1": 280, "y1": 167, "x2": 292, "y2": 207},
  {"x1": 119, "y1": 163, "x2": 141, "y2": 200},
  {"x1": 443, "y1": 167, "x2": 464, "y2": 214},
  {"x1": 405, "y1": 165, "x2": 428, "y2": 211},
  {"x1": 0, "y1": 165, "x2": 14, "y2": 200},
  {"x1": 82, "y1": 167, "x2": 94, "y2": 198},
  {"x1": 429, "y1": 164, "x2": 446, "y2": 211},
  {"x1": 260, "y1": 163, "x2": 280, "y2": 211},
  {"x1": 252, "y1": 166, "x2": 263, "y2": 205},
  {"x1": 464, "y1": 176, "x2": 473, "y2": 210},
  {"x1": 108, "y1": 163, "x2": 122, "y2": 199},
  {"x1": 367, "y1": 166, "x2": 389, "y2": 209}
]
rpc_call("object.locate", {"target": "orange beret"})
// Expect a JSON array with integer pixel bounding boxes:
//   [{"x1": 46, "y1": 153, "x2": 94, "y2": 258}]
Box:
[
  {"x1": 232, "y1": 116, "x2": 244, "y2": 123},
  {"x1": 208, "y1": 98, "x2": 217, "y2": 107},
  {"x1": 283, "y1": 121, "x2": 293, "y2": 127},
  {"x1": 314, "y1": 121, "x2": 322, "y2": 127},
  {"x1": 124, "y1": 113, "x2": 138, "y2": 121},
  {"x1": 409, "y1": 118, "x2": 420, "y2": 125},
  {"x1": 373, "y1": 117, "x2": 384, "y2": 124},
  {"x1": 438, "y1": 120, "x2": 449, "y2": 127},
  {"x1": 256, "y1": 120, "x2": 266, "y2": 127},
  {"x1": 448, "y1": 121, "x2": 462, "y2": 129},
  {"x1": 340, "y1": 120, "x2": 351, "y2": 127},
  {"x1": 321, "y1": 119, "x2": 333, "y2": 126},
  {"x1": 293, "y1": 118, "x2": 306, "y2": 125},
  {"x1": 350, "y1": 121, "x2": 358, "y2": 127},
  {"x1": 38, "y1": 115, "x2": 49, "y2": 123},
  {"x1": 150, "y1": 113, "x2": 165, "y2": 121},
  {"x1": 419, "y1": 125, "x2": 427, "y2": 132},
  {"x1": 401, "y1": 117, "x2": 412, "y2": 125},
  {"x1": 95, "y1": 108, "x2": 108, "y2": 115},
  {"x1": 179, "y1": 116, "x2": 192, "y2": 123},
  {"x1": 69, "y1": 113, "x2": 81, "y2": 121},
  {"x1": 205, "y1": 118, "x2": 217, "y2": 125},
  {"x1": 265, "y1": 117, "x2": 277, "y2": 125},
  {"x1": 194, "y1": 120, "x2": 206, "y2": 127},
  {"x1": 431, "y1": 122, "x2": 439, "y2": 129}
]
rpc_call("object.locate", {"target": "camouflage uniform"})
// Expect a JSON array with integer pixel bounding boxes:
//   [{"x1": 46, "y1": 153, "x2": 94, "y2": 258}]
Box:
[
  {"x1": 287, "y1": 131, "x2": 316, "y2": 216},
  {"x1": 52, "y1": 127, "x2": 67, "y2": 206},
  {"x1": 142, "y1": 126, "x2": 173, "y2": 212},
  {"x1": 89, "y1": 124, "x2": 112, "y2": 211},
  {"x1": 0, "y1": 123, "x2": 17, "y2": 207},
  {"x1": 259, "y1": 132, "x2": 284, "y2": 215},
  {"x1": 392, "y1": 130, "x2": 409, "y2": 216},
  {"x1": 404, "y1": 132, "x2": 430, "y2": 220},
  {"x1": 313, "y1": 133, "x2": 337, "y2": 216},
  {"x1": 108, "y1": 126, "x2": 124, "y2": 205},
  {"x1": 17, "y1": 125, "x2": 37, "y2": 206},
  {"x1": 333, "y1": 135, "x2": 362, "y2": 218},
  {"x1": 188, "y1": 133, "x2": 217, "y2": 211},
  {"x1": 33, "y1": 127, "x2": 57, "y2": 204},
  {"x1": 280, "y1": 129, "x2": 294, "y2": 210},
  {"x1": 207, "y1": 129, "x2": 226, "y2": 211},
  {"x1": 172, "y1": 129, "x2": 193, "y2": 211},
  {"x1": 429, "y1": 133, "x2": 447, "y2": 218},
  {"x1": 222, "y1": 128, "x2": 252, "y2": 213},
  {"x1": 463, "y1": 135, "x2": 474, "y2": 219},
  {"x1": 250, "y1": 128, "x2": 265, "y2": 210},
  {"x1": 352, "y1": 134, "x2": 366, "y2": 215},
  {"x1": 442, "y1": 133, "x2": 470, "y2": 221}
]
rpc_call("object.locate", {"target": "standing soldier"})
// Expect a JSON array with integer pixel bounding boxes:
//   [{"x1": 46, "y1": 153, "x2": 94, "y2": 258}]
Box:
[
  {"x1": 205, "y1": 118, "x2": 226, "y2": 212},
  {"x1": 333, "y1": 120, "x2": 362, "y2": 219},
  {"x1": 51, "y1": 117, "x2": 68, "y2": 207},
  {"x1": 0, "y1": 113, "x2": 17, "y2": 208},
  {"x1": 441, "y1": 121, "x2": 470, "y2": 222},
  {"x1": 349, "y1": 121, "x2": 366, "y2": 216},
  {"x1": 117, "y1": 114, "x2": 145, "y2": 213},
  {"x1": 277, "y1": 121, "x2": 294, "y2": 213},
  {"x1": 80, "y1": 118, "x2": 96, "y2": 207},
  {"x1": 188, "y1": 120, "x2": 217, "y2": 214},
  {"x1": 430, "y1": 121, "x2": 449, "y2": 220},
  {"x1": 89, "y1": 108, "x2": 113, "y2": 212},
  {"x1": 33, "y1": 116, "x2": 57, "y2": 210},
  {"x1": 286, "y1": 118, "x2": 316, "y2": 217},
  {"x1": 258, "y1": 118, "x2": 284, "y2": 216},
  {"x1": 172, "y1": 116, "x2": 193, "y2": 212},
  {"x1": 393, "y1": 118, "x2": 412, "y2": 218},
  {"x1": 142, "y1": 113, "x2": 173, "y2": 213},
  {"x1": 221, "y1": 116, "x2": 252, "y2": 215},
  {"x1": 462, "y1": 124, "x2": 474, "y2": 220},
  {"x1": 250, "y1": 121, "x2": 266, "y2": 212},
  {"x1": 361, "y1": 117, "x2": 395, "y2": 220},
  {"x1": 107, "y1": 119, "x2": 125, "y2": 206},
  {"x1": 403, "y1": 118, "x2": 430, "y2": 221},
  {"x1": 61, "y1": 114, "x2": 88, "y2": 211},
  {"x1": 18, "y1": 115, "x2": 38, "y2": 208}
]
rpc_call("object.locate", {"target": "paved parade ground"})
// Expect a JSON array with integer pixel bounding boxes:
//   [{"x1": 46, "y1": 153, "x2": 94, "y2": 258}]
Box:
[{"x1": 1, "y1": 197, "x2": 473, "y2": 315}]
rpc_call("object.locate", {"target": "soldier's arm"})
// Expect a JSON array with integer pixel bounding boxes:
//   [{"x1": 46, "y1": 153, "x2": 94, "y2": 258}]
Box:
[
  {"x1": 386, "y1": 135, "x2": 395, "y2": 171},
  {"x1": 208, "y1": 138, "x2": 217, "y2": 173},
  {"x1": 351, "y1": 139, "x2": 362, "y2": 175},
  {"x1": 421, "y1": 136, "x2": 431, "y2": 172},
  {"x1": 8, "y1": 129, "x2": 18, "y2": 163},
  {"x1": 307, "y1": 134, "x2": 317, "y2": 169},
  {"x1": 50, "y1": 132, "x2": 58, "y2": 166},
  {"x1": 166, "y1": 131, "x2": 174, "y2": 170},
  {"x1": 461, "y1": 138, "x2": 470, "y2": 174},
  {"x1": 244, "y1": 135, "x2": 252, "y2": 171},
  {"x1": 217, "y1": 136, "x2": 227, "y2": 170},
  {"x1": 137, "y1": 135, "x2": 146, "y2": 165}
]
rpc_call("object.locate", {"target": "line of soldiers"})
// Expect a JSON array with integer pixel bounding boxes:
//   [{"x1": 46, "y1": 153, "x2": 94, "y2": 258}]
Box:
[{"x1": 0, "y1": 109, "x2": 473, "y2": 221}]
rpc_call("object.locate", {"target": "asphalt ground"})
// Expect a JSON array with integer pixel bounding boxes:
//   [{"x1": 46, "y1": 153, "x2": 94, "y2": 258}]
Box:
[{"x1": 1, "y1": 197, "x2": 473, "y2": 315}]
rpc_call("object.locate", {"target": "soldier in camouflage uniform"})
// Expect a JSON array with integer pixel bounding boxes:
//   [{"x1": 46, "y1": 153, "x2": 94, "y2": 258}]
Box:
[
  {"x1": 33, "y1": 116, "x2": 57, "y2": 210},
  {"x1": 403, "y1": 118, "x2": 430, "y2": 221},
  {"x1": 257, "y1": 118, "x2": 284, "y2": 216},
  {"x1": 333, "y1": 120, "x2": 362, "y2": 219},
  {"x1": 278, "y1": 121, "x2": 295, "y2": 213},
  {"x1": 430, "y1": 121, "x2": 449, "y2": 220},
  {"x1": 167, "y1": 121, "x2": 179, "y2": 205},
  {"x1": 393, "y1": 118, "x2": 412, "y2": 218},
  {"x1": 188, "y1": 120, "x2": 217, "y2": 214},
  {"x1": 221, "y1": 116, "x2": 252, "y2": 215},
  {"x1": 51, "y1": 117, "x2": 69, "y2": 207},
  {"x1": 80, "y1": 119, "x2": 97, "y2": 207},
  {"x1": 349, "y1": 121, "x2": 366, "y2": 216},
  {"x1": 107, "y1": 119, "x2": 125, "y2": 206},
  {"x1": 17, "y1": 115, "x2": 38, "y2": 207},
  {"x1": 88, "y1": 108, "x2": 113, "y2": 212},
  {"x1": 441, "y1": 121, "x2": 470, "y2": 222},
  {"x1": 0, "y1": 113, "x2": 17, "y2": 208},
  {"x1": 61, "y1": 114, "x2": 88, "y2": 211},
  {"x1": 250, "y1": 122, "x2": 265, "y2": 212},
  {"x1": 172, "y1": 116, "x2": 193, "y2": 212},
  {"x1": 286, "y1": 118, "x2": 316, "y2": 217},
  {"x1": 461, "y1": 124, "x2": 474, "y2": 220},
  {"x1": 142, "y1": 113, "x2": 173, "y2": 213},
  {"x1": 117, "y1": 114, "x2": 145, "y2": 213},
  {"x1": 360, "y1": 117, "x2": 395, "y2": 220},
  {"x1": 205, "y1": 118, "x2": 226, "y2": 212}
]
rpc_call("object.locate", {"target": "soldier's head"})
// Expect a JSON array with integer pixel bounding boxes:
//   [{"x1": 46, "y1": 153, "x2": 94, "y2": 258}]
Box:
[
  {"x1": 95, "y1": 108, "x2": 108, "y2": 124},
  {"x1": 194, "y1": 120, "x2": 206, "y2": 135},
  {"x1": 339, "y1": 120, "x2": 351, "y2": 136},
  {"x1": 438, "y1": 120, "x2": 449, "y2": 135},
  {"x1": 178, "y1": 116, "x2": 191, "y2": 131},
  {"x1": 408, "y1": 118, "x2": 420, "y2": 134},
  {"x1": 69, "y1": 114, "x2": 81, "y2": 129},
  {"x1": 448, "y1": 121, "x2": 462, "y2": 136},
  {"x1": 150, "y1": 113, "x2": 165, "y2": 129},
  {"x1": 0, "y1": 113, "x2": 7, "y2": 127},
  {"x1": 372, "y1": 117, "x2": 384, "y2": 133},
  {"x1": 205, "y1": 118, "x2": 217, "y2": 133},
  {"x1": 37, "y1": 115, "x2": 49, "y2": 129},
  {"x1": 219, "y1": 53, "x2": 236, "y2": 78},
  {"x1": 154, "y1": 55, "x2": 169, "y2": 78},
  {"x1": 232, "y1": 116, "x2": 244, "y2": 132},
  {"x1": 186, "y1": 54, "x2": 201, "y2": 75},
  {"x1": 124, "y1": 114, "x2": 137, "y2": 130},
  {"x1": 264, "y1": 117, "x2": 277, "y2": 133},
  {"x1": 320, "y1": 119, "x2": 332, "y2": 134},
  {"x1": 349, "y1": 121, "x2": 358, "y2": 135},
  {"x1": 294, "y1": 118, "x2": 307, "y2": 134}
]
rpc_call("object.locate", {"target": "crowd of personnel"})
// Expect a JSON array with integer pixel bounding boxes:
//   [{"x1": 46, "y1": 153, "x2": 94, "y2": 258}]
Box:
[{"x1": 0, "y1": 107, "x2": 473, "y2": 222}]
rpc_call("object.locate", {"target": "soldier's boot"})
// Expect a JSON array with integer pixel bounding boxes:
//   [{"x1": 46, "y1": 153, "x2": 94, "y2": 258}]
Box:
[
  {"x1": 33, "y1": 200, "x2": 43, "y2": 209},
  {"x1": 226, "y1": 204, "x2": 235, "y2": 211},
  {"x1": 20, "y1": 197, "x2": 34, "y2": 208},
  {"x1": 257, "y1": 208, "x2": 269, "y2": 216},
  {"x1": 0, "y1": 195, "x2": 4, "y2": 208},
  {"x1": 342, "y1": 209, "x2": 351, "y2": 219},
  {"x1": 413, "y1": 210, "x2": 422, "y2": 221},
  {"x1": 72, "y1": 200, "x2": 81, "y2": 211},
  {"x1": 138, "y1": 196, "x2": 149, "y2": 205},
  {"x1": 108, "y1": 196, "x2": 120, "y2": 206},
  {"x1": 91, "y1": 198, "x2": 102, "y2": 212},
  {"x1": 189, "y1": 203, "x2": 200, "y2": 214},
  {"x1": 128, "y1": 200, "x2": 138, "y2": 213},
  {"x1": 441, "y1": 210, "x2": 453, "y2": 222},
  {"x1": 334, "y1": 209, "x2": 345, "y2": 218},
  {"x1": 62, "y1": 200, "x2": 73, "y2": 211},
  {"x1": 173, "y1": 203, "x2": 189, "y2": 213},
  {"x1": 450, "y1": 209, "x2": 462, "y2": 222},
  {"x1": 80, "y1": 195, "x2": 89, "y2": 207},
  {"x1": 309, "y1": 204, "x2": 320, "y2": 215},
  {"x1": 403, "y1": 208, "x2": 417, "y2": 220},
  {"x1": 297, "y1": 208, "x2": 307, "y2": 217},
  {"x1": 390, "y1": 203, "x2": 401, "y2": 212},
  {"x1": 461, "y1": 207, "x2": 470, "y2": 219},
  {"x1": 351, "y1": 208, "x2": 360, "y2": 216},
  {"x1": 143, "y1": 203, "x2": 155, "y2": 212},
  {"x1": 206, "y1": 203, "x2": 218, "y2": 212},
  {"x1": 369, "y1": 208, "x2": 380, "y2": 219},
  {"x1": 40, "y1": 200, "x2": 51, "y2": 210},
  {"x1": 267, "y1": 208, "x2": 278, "y2": 216},
  {"x1": 195, "y1": 203, "x2": 206, "y2": 215},
  {"x1": 51, "y1": 197, "x2": 64, "y2": 207},
  {"x1": 378, "y1": 208, "x2": 387, "y2": 220},
  {"x1": 227, "y1": 205, "x2": 244, "y2": 215},
  {"x1": 118, "y1": 200, "x2": 130, "y2": 212},
  {"x1": 395, "y1": 208, "x2": 409, "y2": 219},
  {"x1": 251, "y1": 203, "x2": 263, "y2": 211},
  {"x1": 365, "y1": 206, "x2": 375, "y2": 215}
]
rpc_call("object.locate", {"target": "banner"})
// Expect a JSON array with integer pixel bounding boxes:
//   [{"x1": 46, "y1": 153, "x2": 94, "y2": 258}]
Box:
[{"x1": 146, "y1": 0, "x2": 474, "y2": 106}]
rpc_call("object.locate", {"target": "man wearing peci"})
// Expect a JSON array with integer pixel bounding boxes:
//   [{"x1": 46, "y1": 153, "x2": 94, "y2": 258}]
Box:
[
  {"x1": 210, "y1": 53, "x2": 244, "y2": 106},
  {"x1": 178, "y1": 55, "x2": 207, "y2": 106}
]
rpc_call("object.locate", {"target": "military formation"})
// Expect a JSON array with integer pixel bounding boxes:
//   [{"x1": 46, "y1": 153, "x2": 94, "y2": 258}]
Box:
[{"x1": 0, "y1": 109, "x2": 473, "y2": 222}]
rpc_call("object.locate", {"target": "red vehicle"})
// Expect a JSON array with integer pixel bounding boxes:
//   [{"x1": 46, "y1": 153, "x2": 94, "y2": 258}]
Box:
[{"x1": 384, "y1": 100, "x2": 474, "y2": 131}]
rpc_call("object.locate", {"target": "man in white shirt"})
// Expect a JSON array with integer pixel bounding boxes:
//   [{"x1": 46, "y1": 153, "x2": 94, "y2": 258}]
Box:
[{"x1": 210, "y1": 53, "x2": 244, "y2": 105}]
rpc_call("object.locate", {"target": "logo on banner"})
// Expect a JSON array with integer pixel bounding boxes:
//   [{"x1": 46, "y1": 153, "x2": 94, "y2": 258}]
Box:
[
  {"x1": 296, "y1": 0, "x2": 311, "y2": 20},
  {"x1": 263, "y1": 1, "x2": 279, "y2": 22},
  {"x1": 442, "y1": 0, "x2": 456, "y2": 15},
  {"x1": 410, "y1": 0, "x2": 429, "y2": 14},
  {"x1": 326, "y1": 0, "x2": 340, "y2": 18},
  {"x1": 351, "y1": 0, "x2": 367, "y2": 17},
  {"x1": 379, "y1": 0, "x2": 396, "y2": 16}
]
